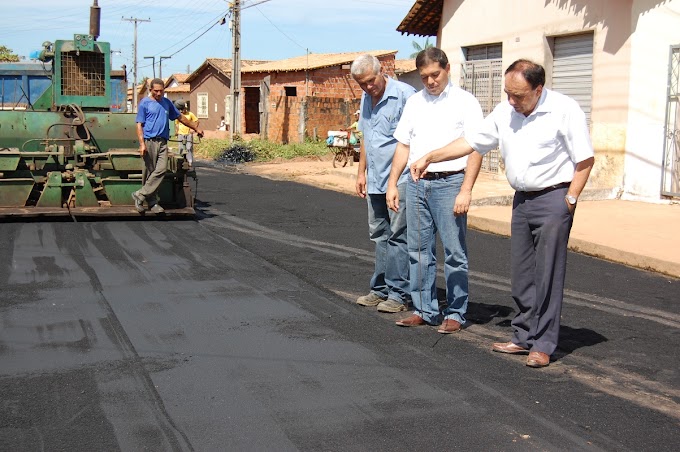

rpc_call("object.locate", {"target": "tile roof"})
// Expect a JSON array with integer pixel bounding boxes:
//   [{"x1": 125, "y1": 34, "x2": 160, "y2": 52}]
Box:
[
  {"x1": 184, "y1": 58, "x2": 270, "y2": 83},
  {"x1": 394, "y1": 59, "x2": 416, "y2": 74},
  {"x1": 171, "y1": 73, "x2": 190, "y2": 83},
  {"x1": 165, "y1": 85, "x2": 190, "y2": 93},
  {"x1": 240, "y1": 50, "x2": 397, "y2": 73},
  {"x1": 397, "y1": 0, "x2": 442, "y2": 37}
]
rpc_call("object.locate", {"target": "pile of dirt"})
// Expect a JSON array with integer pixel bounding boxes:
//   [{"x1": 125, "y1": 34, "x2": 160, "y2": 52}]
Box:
[{"x1": 236, "y1": 153, "x2": 359, "y2": 196}]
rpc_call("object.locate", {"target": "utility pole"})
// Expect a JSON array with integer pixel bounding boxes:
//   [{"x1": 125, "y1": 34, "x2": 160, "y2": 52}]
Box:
[
  {"x1": 143, "y1": 56, "x2": 156, "y2": 78},
  {"x1": 123, "y1": 16, "x2": 150, "y2": 112},
  {"x1": 159, "y1": 56, "x2": 171, "y2": 79},
  {"x1": 230, "y1": 0, "x2": 241, "y2": 141}
]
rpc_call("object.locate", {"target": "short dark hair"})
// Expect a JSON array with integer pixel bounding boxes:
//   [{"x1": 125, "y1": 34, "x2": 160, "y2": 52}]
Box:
[
  {"x1": 150, "y1": 78, "x2": 164, "y2": 89},
  {"x1": 504, "y1": 59, "x2": 545, "y2": 89},
  {"x1": 415, "y1": 47, "x2": 449, "y2": 70}
]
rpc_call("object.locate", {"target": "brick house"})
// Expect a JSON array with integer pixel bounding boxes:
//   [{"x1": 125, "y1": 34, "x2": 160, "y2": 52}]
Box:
[
  {"x1": 397, "y1": 0, "x2": 680, "y2": 199},
  {"x1": 183, "y1": 58, "x2": 269, "y2": 132},
  {"x1": 238, "y1": 50, "x2": 398, "y2": 143}
]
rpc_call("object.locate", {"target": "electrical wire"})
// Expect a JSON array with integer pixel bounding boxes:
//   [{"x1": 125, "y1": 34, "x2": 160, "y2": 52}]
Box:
[{"x1": 254, "y1": 5, "x2": 306, "y2": 52}]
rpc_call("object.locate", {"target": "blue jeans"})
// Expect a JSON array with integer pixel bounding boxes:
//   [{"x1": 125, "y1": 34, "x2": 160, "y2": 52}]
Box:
[
  {"x1": 366, "y1": 182, "x2": 409, "y2": 304},
  {"x1": 406, "y1": 174, "x2": 469, "y2": 324}
]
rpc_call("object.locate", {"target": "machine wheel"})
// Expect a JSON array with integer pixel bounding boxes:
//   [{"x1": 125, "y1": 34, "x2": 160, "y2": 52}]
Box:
[{"x1": 333, "y1": 150, "x2": 348, "y2": 168}]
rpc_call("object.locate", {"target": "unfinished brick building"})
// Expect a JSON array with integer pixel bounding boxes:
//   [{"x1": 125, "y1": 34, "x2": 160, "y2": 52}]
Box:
[{"x1": 239, "y1": 50, "x2": 397, "y2": 143}]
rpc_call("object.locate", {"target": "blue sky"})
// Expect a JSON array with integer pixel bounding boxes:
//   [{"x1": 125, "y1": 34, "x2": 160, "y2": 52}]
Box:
[{"x1": 1, "y1": 0, "x2": 424, "y2": 81}]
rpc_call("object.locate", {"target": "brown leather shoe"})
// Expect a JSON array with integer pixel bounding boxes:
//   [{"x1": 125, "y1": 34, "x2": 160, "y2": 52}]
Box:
[
  {"x1": 395, "y1": 314, "x2": 426, "y2": 327},
  {"x1": 526, "y1": 351, "x2": 550, "y2": 368},
  {"x1": 492, "y1": 341, "x2": 529, "y2": 355},
  {"x1": 437, "y1": 319, "x2": 461, "y2": 334}
]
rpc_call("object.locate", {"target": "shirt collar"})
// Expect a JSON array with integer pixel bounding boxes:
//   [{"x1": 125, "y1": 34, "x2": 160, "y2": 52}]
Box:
[
  {"x1": 530, "y1": 87, "x2": 551, "y2": 115},
  {"x1": 423, "y1": 80, "x2": 452, "y2": 102},
  {"x1": 509, "y1": 87, "x2": 551, "y2": 119},
  {"x1": 381, "y1": 76, "x2": 399, "y2": 101}
]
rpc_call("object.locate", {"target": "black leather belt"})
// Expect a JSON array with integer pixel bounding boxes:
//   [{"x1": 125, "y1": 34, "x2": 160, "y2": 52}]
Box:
[
  {"x1": 146, "y1": 137, "x2": 167, "y2": 141},
  {"x1": 520, "y1": 181, "x2": 570, "y2": 196},
  {"x1": 421, "y1": 170, "x2": 465, "y2": 180}
]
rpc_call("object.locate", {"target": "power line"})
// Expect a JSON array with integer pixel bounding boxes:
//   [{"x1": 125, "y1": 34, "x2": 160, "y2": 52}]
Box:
[
  {"x1": 254, "y1": 5, "x2": 306, "y2": 52},
  {"x1": 152, "y1": 9, "x2": 230, "y2": 58}
]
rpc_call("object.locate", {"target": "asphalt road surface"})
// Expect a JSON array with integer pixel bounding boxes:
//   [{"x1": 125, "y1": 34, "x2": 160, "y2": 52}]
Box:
[{"x1": 1, "y1": 163, "x2": 678, "y2": 451}]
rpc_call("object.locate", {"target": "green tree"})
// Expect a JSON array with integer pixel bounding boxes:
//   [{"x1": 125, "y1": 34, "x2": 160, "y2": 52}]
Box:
[
  {"x1": 0, "y1": 45, "x2": 19, "y2": 62},
  {"x1": 409, "y1": 38, "x2": 434, "y2": 59}
]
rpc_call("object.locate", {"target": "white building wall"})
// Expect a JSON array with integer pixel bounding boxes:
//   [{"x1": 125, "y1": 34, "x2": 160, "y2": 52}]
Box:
[
  {"x1": 623, "y1": 0, "x2": 680, "y2": 199},
  {"x1": 434, "y1": 0, "x2": 680, "y2": 198}
]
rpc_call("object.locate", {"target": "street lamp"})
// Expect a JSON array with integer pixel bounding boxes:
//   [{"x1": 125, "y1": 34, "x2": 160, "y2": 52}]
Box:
[
  {"x1": 159, "y1": 56, "x2": 171, "y2": 79},
  {"x1": 143, "y1": 56, "x2": 156, "y2": 78}
]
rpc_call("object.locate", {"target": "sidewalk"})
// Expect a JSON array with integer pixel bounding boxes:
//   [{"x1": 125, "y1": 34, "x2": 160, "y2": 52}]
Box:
[
  {"x1": 467, "y1": 173, "x2": 680, "y2": 279},
  {"x1": 240, "y1": 158, "x2": 680, "y2": 279}
]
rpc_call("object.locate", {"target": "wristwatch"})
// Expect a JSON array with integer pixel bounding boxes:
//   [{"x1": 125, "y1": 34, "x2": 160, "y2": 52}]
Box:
[{"x1": 565, "y1": 195, "x2": 577, "y2": 205}]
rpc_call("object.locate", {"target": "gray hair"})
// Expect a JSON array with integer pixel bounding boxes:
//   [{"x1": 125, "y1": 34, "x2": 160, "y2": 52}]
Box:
[{"x1": 350, "y1": 54, "x2": 381, "y2": 78}]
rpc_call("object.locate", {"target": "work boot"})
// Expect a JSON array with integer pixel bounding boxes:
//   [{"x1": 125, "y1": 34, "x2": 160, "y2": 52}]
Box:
[
  {"x1": 356, "y1": 292, "x2": 386, "y2": 307},
  {"x1": 150, "y1": 204, "x2": 165, "y2": 214},
  {"x1": 132, "y1": 191, "x2": 145, "y2": 213},
  {"x1": 376, "y1": 299, "x2": 407, "y2": 313}
]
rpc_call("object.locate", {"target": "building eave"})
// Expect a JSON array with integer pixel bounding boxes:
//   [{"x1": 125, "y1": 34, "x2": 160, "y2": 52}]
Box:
[{"x1": 396, "y1": 0, "x2": 442, "y2": 37}]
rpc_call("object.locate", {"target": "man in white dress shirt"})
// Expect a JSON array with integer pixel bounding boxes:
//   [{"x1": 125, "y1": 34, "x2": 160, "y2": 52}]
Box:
[
  {"x1": 410, "y1": 59, "x2": 595, "y2": 367},
  {"x1": 386, "y1": 47, "x2": 484, "y2": 334}
]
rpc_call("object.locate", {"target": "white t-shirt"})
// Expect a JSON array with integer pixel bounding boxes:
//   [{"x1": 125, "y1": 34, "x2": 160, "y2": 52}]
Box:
[
  {"x1": 466, "y1": 88, "x2": 594, "y2": 192},
  {"x1": 393, "y1": 81, "x2": 484, "y2": 172}
]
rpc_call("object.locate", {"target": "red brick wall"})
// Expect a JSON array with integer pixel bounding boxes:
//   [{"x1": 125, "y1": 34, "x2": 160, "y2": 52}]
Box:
[
  {"x1": 267, "y1": 96, "x2": 302, "y2": 144},
  {"x1": 305, "y1": 97, "x2": 361, "y2": 140},
  {"x1": 238, "y1": 54, "x2": 395, "y2": 142},
  {"x1": 263, "y1": 96, "x2": 361, "y2": 143}
]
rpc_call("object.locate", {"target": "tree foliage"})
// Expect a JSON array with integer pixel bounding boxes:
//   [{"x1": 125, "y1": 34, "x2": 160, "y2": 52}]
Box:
[
  {"x1": 409, "y1": 38, "x2": 434, "y2": 59},
  {"x1": 0, "y1": 45, "x2": 19, "y2": 62}
]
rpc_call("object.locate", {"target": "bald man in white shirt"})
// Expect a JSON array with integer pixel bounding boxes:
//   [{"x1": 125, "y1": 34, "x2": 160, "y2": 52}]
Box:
[{"x1": 410, "y1": 59, "x2": 595, "y2": 368}]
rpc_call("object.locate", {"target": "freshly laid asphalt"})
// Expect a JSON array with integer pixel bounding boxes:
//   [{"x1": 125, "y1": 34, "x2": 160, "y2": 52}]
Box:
[
  {"x1": 315, "y1": 160, "x2": 680, "y2": 279},
  {"x1": 0, "y1": 162, "x2": 677, "y2": 451}
]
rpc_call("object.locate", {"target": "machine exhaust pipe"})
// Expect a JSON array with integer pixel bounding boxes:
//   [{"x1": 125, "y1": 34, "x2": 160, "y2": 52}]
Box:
[{"x1": 89, "y1": 0, "x2": 101, "y2": 40}]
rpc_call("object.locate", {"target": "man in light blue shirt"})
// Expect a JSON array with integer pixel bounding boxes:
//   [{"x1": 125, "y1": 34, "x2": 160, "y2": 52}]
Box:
[{"x1": 351, "y1": 54, "x2": 416, "y2": 313}]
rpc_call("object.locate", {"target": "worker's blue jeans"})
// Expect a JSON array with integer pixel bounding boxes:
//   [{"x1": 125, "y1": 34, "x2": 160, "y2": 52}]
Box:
[{"x1": 366, "y1": 182, "x2": 409, "y2": 304}]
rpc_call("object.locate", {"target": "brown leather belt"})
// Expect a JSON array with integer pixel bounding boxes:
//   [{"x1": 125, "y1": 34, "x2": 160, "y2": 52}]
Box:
[
  {"x1": 420, "y1": 169, "x2": 465, "y2": 180},
  {"x1": 520, "y1": 181, "x2": 570, "y2": 196}
]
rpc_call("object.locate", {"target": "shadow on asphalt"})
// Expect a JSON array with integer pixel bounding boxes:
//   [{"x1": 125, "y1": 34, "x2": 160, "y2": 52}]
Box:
[
  {"x1": 434, "y1": 288, "x2": 608, "y2": 362},
  {"x1": 554, "y1": 326, "x2": 608, "y2": 358}
]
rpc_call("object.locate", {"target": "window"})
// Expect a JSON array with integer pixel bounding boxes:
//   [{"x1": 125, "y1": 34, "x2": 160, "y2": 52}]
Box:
[
  {"x1": 284, "y1": 86, "x2": 297, "y2": 97},
  {"x1": 461, "y1": 43, "x2": 503, "y2": 174},
  {"x1": 197, "y1": 92, "x2": 208, "y2": 118},
  {"x1": 463, "y1": 43, "x2": 502, "y2": 61}
]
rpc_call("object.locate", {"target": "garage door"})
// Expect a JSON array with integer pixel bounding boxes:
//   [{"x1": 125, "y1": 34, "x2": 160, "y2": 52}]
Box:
[{"x1": 552, "y1": 33, "x2": 593, "y2": 124}]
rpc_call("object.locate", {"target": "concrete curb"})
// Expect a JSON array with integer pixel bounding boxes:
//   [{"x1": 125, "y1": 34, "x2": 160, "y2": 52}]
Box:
[
  {"x1": 468, "y1": 212, "x2": 680, "y2": 279},
  {"x1": 567, "y1": 238, "x2": 680, "y2": 279}
]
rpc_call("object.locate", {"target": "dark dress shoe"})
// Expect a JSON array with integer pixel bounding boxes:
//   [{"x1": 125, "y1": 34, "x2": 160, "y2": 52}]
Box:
[
  {"x1": 492, "y1": 341, "x2": 529, "y2": 354},
  {"x1": 437, "y1": 319, "x2": 461, "y2": 334},
  {"x1": 395, "y1": 314, "x2": 426, "y2": 327},
  {"x1": 526, "y1": 351, "x2": 550, "y2": 368}
]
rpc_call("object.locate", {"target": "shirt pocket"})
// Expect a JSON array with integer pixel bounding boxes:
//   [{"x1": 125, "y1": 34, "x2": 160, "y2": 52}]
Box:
[{"x1": 372, "y1": 115, "x2": 399, "y2": 138}]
